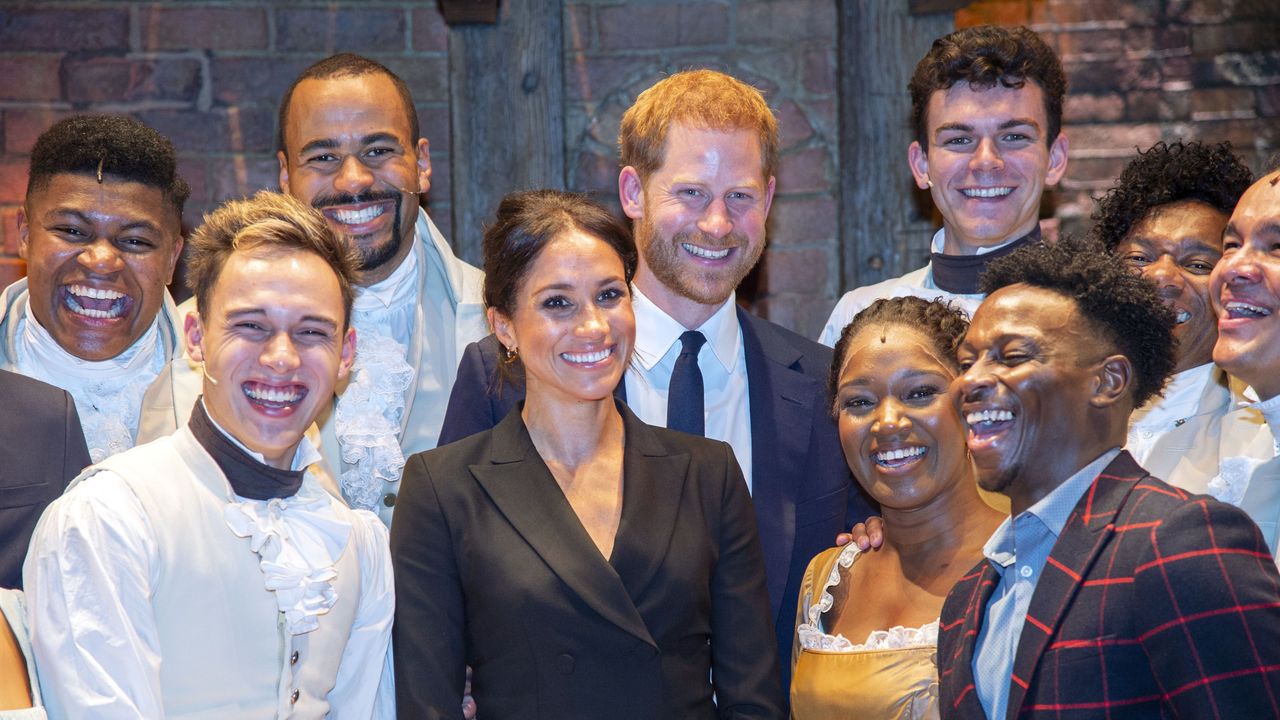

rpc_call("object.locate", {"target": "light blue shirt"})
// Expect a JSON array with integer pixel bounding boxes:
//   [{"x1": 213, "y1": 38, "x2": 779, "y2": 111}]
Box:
[{"x1": 972, "y1": 448, "x2": 1122, "y2": 719}]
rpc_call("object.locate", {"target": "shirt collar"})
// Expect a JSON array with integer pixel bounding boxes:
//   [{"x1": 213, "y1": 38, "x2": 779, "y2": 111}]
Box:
[
  {"x1": 929, "y1": 225, "x2": 1034, "y2": 256},
  {"x1": 983, "y1": 447, "x2": 1123, "y2": 568},
  {"x1": 630, "y1": 285, "x2": 741, "y2": 373},
  {"x1": 19, "y1": 300, "x2": 161, "y2": 379}
]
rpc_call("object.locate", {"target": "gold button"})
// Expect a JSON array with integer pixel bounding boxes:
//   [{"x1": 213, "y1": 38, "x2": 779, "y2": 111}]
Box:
[
  {"x1": 291, "y1": 689, "x2": 300, "y2": 704},
  {"x1": 291, "y1": 651, "x2": 299, "y2": 665}
]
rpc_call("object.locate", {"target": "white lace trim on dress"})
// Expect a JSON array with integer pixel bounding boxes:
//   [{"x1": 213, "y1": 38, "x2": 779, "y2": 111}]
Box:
[
  {"x1": 223, "y1": 479, "x2": 351, "y2": 635},
  {"x1": 333, "y1": 324, "x2": 413, "y2": 511},
  {"x1": 796, "y1": 543, "x2": 940, "y2": 652}
]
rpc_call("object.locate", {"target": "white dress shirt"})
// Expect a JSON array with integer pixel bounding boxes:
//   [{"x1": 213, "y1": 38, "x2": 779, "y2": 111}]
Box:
[
  {"x1": 1126, "y1": 362, "x2": 1217, "y2": 468},
  {"x1": 625, "y1": 286, "x2": 754, "y2": 492}
]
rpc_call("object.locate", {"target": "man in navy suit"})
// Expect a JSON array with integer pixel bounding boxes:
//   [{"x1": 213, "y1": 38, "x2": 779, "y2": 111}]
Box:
[
  {"x1": 439, "y1": 69, "x2": 872, "y2": 696},
  {"x1": 938, "y1": 238, "x2": 1280, "y2": 719}
]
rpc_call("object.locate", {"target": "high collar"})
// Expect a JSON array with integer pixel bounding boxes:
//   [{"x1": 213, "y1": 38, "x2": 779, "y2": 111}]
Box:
[
  {"x1": 930, "y1": 225, "x2": 1042, "y2": 294},
  {"x1": 19, "y1": 301, "x2": 161, "y2": 380},
  {"x1": 188, "y1": 398, "x2": 315, "y2": 500}
]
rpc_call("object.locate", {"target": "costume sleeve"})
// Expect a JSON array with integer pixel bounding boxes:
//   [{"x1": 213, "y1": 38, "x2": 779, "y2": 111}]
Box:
[
  {"x1": 437, "y1": 339, "x2": 499, "y2": 447},
  {"x1": 22, "y1": 471, "x2": 164, "y2": 720},
  {"x1": 710, "y1": 442, "x2": 786, "y2": 719},
  {"x1": 390, "y1": 452, "x2": 467, "y2": 718},
  {"x1": 328, "y1": 509, "x2": 395, "y2": 719},
  {"x1": 1135, "y1": 496, "x2": 1280, "y2": 716}
]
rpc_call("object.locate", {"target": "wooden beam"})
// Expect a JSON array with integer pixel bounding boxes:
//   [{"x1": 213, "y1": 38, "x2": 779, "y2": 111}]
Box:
[
  {"x1": 447, "y1": 0, "x2": 565, "y2": 264},
  {"x1": 837, "y1": 0, "x2": 953, "y2": 292}
]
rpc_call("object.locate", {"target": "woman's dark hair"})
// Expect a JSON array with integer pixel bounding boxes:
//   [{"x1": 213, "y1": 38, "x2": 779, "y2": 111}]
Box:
[
  {"x1": 979, "y1": 236, "x2": 1177, "y2": 408},
  {"x1": 483, "y1": 189, "x2": 637, "y2": 317},
  {"x1": 828, "y1": 296, "x2": 970, "y2": 415},
  {"x1": 1091, "y1": 140, "x2": 1253, "y2": 252}
]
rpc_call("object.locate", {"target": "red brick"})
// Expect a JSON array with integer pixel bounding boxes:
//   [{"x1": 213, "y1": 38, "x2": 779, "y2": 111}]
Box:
[
  {"x1": 1192, "y1": 21, "x2": 1276, "y2": 57},
  {"x1": 1125, "y1": 90, "x2": 1190, "y2": 121},
  {"x1": 211, "y1": 57, "x2": 314, "y2": 107},
  {"x1": 0, "y1": 160, "x2": 28, "y2": 204},
  {"x1": 0, "y1": 8, "x2": 129, "y2": 52},
  {"x1": 1191, "y1": 86, "x2": 1257, "y2": 119},
  {"x1": 176, "y1": 158, "x2": 209, "y2": 206},
  {"x1": 1061, "y1": 156, "x2": 1128, "y2": 185},
  {"x1": 1067, "y1": 123, "x2": 1162, "y2": 153},
  {"x1": 1055, "y1": 29, "x2": 1128, "y2": 59},
  {"x1": 0, "y1": 258, "x2": 26, "y2": 288},
  {"x1": 413, "y1": 7, "x2": 449, "y2": 52},
  {"x1": 678, "y1": 3, "x2": 730, "y2": 46},
  {"x1": 418, "y1": 105, "x2": 451, "y2": 156},
  {"x1": 598, "y1": 3, "x2": 728, "y2": 50},
  {"x1": 139, "y1": 7, "x2": 268, "y2": 51},
  {"x1": 776, "y1": 100, "x2": 814, "y2": 151},
  {"x1": 1191, "y1": 118, "x2": 1280, "y2": 149},
  {"x1": 803, "y1": 50, "x2": 834, "y2": 95},
  {"x1": 63, "y1": 56, "x2": 203, "y2": 105},
  {"x1": 136, "y1": 108, "x2": 275, "y2": 155},
  {"x1": 957, "y1": 0, "x2": 1032, "y2": 28},
  {"x1": 776, "y1": 147, "x2": 831, "y2": 195},
  {"x1": 1259, "y1": 86, "x2": 1280, "y2": 118},
  {"x1": 566, "y1": 56, "x2": 657, "y2": 102},
  {"x1": 768, "y1": 196, "x2": 837, "y2": 245},
  {"x1": 277, "y1": 8, "x2": 405, "y2": 53},
  {"x1": 1064, "y1": 93, "x2": 1125, "y2": 122},
  {"x1": 380, "y1": 56, "x2": 450, "y2": 104},
  {"x1": 1, "y1": 207, "x2": 22, "y2": 256},
  {"x1": 754, "y1": 294, "x2": 833, "y2": 338},
  {"x1": 209, "y1": 155, "x2": 280, "y2": 203},
  {"x1": 761, "y1": 247, "x2": 830, "y2": 295},
  {"x1": 737, "y1": 0, "x2": 835, "y2": 45},
  {"x1": 4, "y1": 108, "x2": 74, "y2": 154},
  {"x1": 0, "y1": 54, "x2": 62, "y2": 102}
]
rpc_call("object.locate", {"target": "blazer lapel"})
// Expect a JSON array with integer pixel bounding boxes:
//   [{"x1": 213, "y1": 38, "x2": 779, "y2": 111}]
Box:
[
  {"x1": 469, "y1": 409, "x2": 655, "y2": 646},
  {"x1": 946, "y1": 563, "x2": 1002, "y2": 719},
  {"x1": 608, "y1": 405, "x2": 689, "y2": 603},
  {"x1": 1005, "y1": 453, "x2": 1145, "y2": 718},
  {"x1": 739, "y1": 309, "x2": 817, "y2": 615}
]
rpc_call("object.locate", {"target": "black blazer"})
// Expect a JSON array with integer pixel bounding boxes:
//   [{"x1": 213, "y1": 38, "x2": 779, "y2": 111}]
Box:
[
  {"x1": 0, "y1": 369, "x2": 90, "y2": 588},
  {"x1": 439, "y1": 308, "x2": 874, "y2": 694},
  {"x1": 392, "y1": 402, "x2": 785, "y2": 719}
]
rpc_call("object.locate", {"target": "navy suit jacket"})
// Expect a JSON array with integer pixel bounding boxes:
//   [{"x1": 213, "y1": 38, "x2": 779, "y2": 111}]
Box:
[
  {"x1": 439, "y1": 307, "x2": 874, "y2": 695},
  {"x1": 938, "y1": 451, "x2": 1280, "y2": 719},
  {"x1": 0, "y1": 369, "x2": 90, "y2": 588}
]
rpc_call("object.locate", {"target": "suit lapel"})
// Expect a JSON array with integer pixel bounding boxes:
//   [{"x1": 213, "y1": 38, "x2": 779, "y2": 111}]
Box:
[
  {"x1": 608, "y1": 406, "x2": 689, "y2": 603},
  {"x1": 739, "y1": 309, "x2": 817, "y2": 616},
  {"x1": 947, "y1": 564, "x2": 1001, "y2": 719},
  {"x1": 470, "y1": 408, "x2": 655, "y2": 646},
  {"x1": 1005, "y1": 453, "x2": 1146, "y2": 718}
]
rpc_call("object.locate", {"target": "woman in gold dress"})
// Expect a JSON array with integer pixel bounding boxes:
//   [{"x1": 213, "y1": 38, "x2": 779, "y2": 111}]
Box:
[{"x1": 791, "y1": 297, "x2": 1003, "y2": 719}]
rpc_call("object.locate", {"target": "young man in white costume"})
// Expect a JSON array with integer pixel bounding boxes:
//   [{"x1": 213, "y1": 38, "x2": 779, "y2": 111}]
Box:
[
  {"x1": 5, "y1": 115, "x2": 187, "y2": 463},
  {"x1": 141, "y1": 54, "x2": 486, "y2": 524},
  {"x1": 26, "y1": 191, "x2": 393, "y2": 718}
]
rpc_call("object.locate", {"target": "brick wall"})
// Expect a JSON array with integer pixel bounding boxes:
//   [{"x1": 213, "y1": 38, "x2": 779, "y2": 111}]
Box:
[{"x1": 0, "y1": 1, "x2": 1275, "y2": 337}]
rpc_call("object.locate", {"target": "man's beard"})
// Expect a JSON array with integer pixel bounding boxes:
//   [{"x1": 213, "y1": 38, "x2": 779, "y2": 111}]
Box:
[
  {"x1": 312, "y1": 190, "x2": 405, "y2": 273},
  {"x1": 636, "y1": 215, "x2": 761, "y2": 306}
]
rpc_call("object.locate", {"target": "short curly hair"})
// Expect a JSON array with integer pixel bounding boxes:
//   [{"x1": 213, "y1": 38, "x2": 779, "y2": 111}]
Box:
[
  {"x1": 1092, "y1": 140, "x2": 1253, "y2": 252},
  {"x1": 909, "y1": 25, "x2": 1065, "y2": 148},
  {"x1": 828, "y1": 296, "x2": 970, "y2": 415},
  {"x1": 27, "y1": 114, "x2": 189, "y2": 219},
  {"x1": 979, "y1": 237, "x2": 1176, "y2": 408}
]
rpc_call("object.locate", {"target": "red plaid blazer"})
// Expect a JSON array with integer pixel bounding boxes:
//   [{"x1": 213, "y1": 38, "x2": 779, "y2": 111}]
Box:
[{"x1": 938, "y1": 451, "x2": 1280, "y2": 719}]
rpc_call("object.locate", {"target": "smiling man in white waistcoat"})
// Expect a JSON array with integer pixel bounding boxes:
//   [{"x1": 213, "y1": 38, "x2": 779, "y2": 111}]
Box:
[{"x1": 26, "y1": 191, "x2": 393, "y2": 718}]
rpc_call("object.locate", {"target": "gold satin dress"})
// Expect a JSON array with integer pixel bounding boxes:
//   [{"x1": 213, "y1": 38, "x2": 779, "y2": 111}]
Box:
[{"x1": 790, "y1": 545, "x2": 940, "y2": 720}]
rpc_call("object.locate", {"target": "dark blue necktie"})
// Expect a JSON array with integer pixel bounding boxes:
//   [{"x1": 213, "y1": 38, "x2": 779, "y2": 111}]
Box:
[{"x1": 666, "y1": 330, "x2": 707, "y2": 436}]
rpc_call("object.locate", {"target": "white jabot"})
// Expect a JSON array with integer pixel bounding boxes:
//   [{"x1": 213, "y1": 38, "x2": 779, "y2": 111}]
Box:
[
  {"x1": 335, "y1": 244, "x2": 419, "y2": 511},
  {"x1": 1127, "y1": 362, "x2": 1216, "y2": 467},
  {"x1": 15, "y1": 307, "x2": 163, "y2": 463},
  {"x1": 625, "y1": 286, "x2": 753, "y2": 491}
]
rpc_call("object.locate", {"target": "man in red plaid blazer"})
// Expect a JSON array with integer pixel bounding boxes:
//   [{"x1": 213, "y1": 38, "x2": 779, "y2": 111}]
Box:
[{"x1": 938, "y1": 238, "x2": 1280, "y2": 719}]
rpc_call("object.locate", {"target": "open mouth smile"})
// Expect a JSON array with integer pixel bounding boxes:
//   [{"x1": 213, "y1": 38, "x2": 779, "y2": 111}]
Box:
[
  {"x1": 872, "y1": 445, "x2": 927, "y2": 469},
  {"x1": 964, "y1": 408, "x2": 1016, "y2": 451},
  {"x1": 561, "y1": 346, "x2": 615, "y2": 365},
  {"x1": 242, "y1": 381, "x2": 308, "y2": 412},
  {"x1": 1224, "y1": 300, "x2": 1273, "y2": 319},
  {"x1": 960, "y1": 187, "x2": 1014, "y2": 199},
  {"x1": 62, "y1": 284, "x2": 131, "y2": 320},
  {"x1": 319, "y1": 200, "x2": 396, "y2": 232}
]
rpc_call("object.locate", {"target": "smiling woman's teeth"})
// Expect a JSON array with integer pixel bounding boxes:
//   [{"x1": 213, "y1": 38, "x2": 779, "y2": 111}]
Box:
[
  {"x1": 874, "y1": 446, "x2": 927, "y2": 465},
  {"x1": 683, "y1": 243, "x2": 730, "y2": 260},
  {"x1": 332, "y1": 206, "x2": 385, "y2": 225},
  {"x1": 966, "y1": 409, "x2": 1014, "y2": 426},
  {"x1": 562, "y1": 348, "x2": 612, "y2": 364}
]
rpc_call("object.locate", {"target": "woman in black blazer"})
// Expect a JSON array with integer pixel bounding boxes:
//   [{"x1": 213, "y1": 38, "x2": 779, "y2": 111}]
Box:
[{"x1": 390, "y1": 190, "x2": 783, "y2": 719}]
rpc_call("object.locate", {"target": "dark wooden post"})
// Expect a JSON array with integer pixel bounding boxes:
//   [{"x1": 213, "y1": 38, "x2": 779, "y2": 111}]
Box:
[
  {"x1": 836, "y1": 0, "x2": 955, "y2": 292},
  {"x1": 446, "y1": 0, "x2": 565, "y2": 264}
]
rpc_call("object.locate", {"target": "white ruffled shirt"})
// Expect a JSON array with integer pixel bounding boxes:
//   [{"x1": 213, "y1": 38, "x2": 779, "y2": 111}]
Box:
[
  {"x1": 334, "y1": 246, "x2": 418, "y2": 511},
  {"x1": 14, "y1": 306, "x2": 163, "y2": 463},
  {"x1": 796, "y1": 544, "x2": 939, "y2": 652},
  {"x1": 1126, "y1": 362, "x2": 1216, "y2": 468},
  {"x1": 23, "y1": 419, "x2": 393, "y2": 718}
]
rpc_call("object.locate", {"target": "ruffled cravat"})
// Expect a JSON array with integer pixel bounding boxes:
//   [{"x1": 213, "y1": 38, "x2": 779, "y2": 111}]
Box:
[{"x1": 930, "y1": 226, "x2": 1041, "y2": 294}]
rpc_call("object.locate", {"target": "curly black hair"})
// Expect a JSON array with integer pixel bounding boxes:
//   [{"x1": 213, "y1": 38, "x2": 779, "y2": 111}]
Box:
[
  {"x1": 978, "y1": 237, "x2": 1177, "y2": 408},
  {"x1": 828, "y1": 296, "x2": 970, "y2": 415},
  {"x1": 909, "y1": 25, "x2": 1066, "y2": 148},
  {"x1": 27, "y1": 114, "x2": 189, "y2": 218},
  {"x1": 1092, "y1": 140, "x2": 1252, "y2": 252}
]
